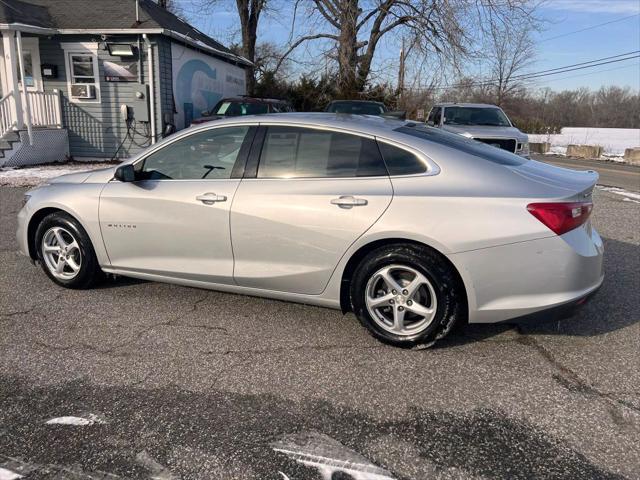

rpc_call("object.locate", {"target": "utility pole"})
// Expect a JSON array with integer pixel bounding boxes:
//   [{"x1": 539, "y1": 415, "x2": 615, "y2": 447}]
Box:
[{"x1": 398, "y1": 38, "x2": 406, "y2": 109}]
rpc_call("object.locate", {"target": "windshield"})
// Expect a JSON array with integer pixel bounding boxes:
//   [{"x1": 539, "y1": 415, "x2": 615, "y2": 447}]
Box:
[
  {"x1": 327, "y1": 102, "x2": 386, "y2": 115},
  {"x1": 443, "y1": 107, "x2": 511, "y2": 127},
  {"x1": 214, "y1": 101, "x2": 269, "y2": 116},
  {"x1": 395, "y1": 124, "x2": 528, "y2": 166}
]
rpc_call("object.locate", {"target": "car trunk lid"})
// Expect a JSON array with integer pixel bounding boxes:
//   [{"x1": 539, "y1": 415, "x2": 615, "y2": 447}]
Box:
[{"x1": 508, "y1": 159, "x2": 598, "y2": 200}]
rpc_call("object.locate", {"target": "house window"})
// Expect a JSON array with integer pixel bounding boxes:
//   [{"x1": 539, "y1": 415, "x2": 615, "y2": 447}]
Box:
[
  {"x1": 17, "y1": 52, "x2": 35, "y2": 88},
  {"x1": 61, "y1": 43, "x2": 100, "y2": 102}
]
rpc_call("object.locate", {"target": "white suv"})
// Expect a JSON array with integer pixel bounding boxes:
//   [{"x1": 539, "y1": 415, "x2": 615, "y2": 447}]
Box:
[{"x1": 427, "y1": 103, "x2": 529, "y2": 157}]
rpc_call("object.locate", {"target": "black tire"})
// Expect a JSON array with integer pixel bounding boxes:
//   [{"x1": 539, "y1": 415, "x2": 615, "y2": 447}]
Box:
[
  {"x1": 34, "y1": 211, "x2": 103, "y2": 289},
  {"x1": 350, "y1": 243, "x2": 465, "y2": 349}
]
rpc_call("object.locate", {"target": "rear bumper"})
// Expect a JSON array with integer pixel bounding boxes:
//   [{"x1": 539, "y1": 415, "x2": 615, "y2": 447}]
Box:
[
  {"x1": 449, "y1": 223, "x2": 604, "y2": 324},
  {"x1": 496, "y1": 283, "x2": 601, "y2": 326}
]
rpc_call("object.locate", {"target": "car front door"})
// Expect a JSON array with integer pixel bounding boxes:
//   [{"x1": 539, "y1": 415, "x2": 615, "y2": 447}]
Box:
[
  {"x1": 99, "y1": 125, "x2": 256, "y2": 283},
  {"x1": 230, "y1": 125, "x2": 393, "y2": 295}
]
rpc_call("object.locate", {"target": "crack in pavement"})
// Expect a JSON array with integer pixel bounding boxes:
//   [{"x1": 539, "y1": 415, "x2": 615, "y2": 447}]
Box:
[
  {"x1": 202, "y1": 343, "x2": 386, "y2": 357},
  {"x1": 515, "y1": 330, "x2": 640, "y2": 424},
  {"x1": 0, "y1": 294, "x2": 62, "y2": 320},
  {"x1": 27, "y1": 295, "x2": 220, "y2": 358}
]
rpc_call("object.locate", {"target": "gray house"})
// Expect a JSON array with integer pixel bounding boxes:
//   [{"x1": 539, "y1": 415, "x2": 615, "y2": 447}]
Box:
[{"x1": 0, "y1": 0, "x2": 250, "y2": 166}]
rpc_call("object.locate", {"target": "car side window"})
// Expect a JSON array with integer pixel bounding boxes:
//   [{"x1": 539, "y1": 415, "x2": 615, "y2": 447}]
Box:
[
  {"x1": 257, "y1": 126, "x2": 387, "y2": 178},
  {"x1": 378, "y1": 141, "x2": 427, "y2": 175},
  {"x1": 140, "y1": 126, "x2": 250, "y2": 180}
]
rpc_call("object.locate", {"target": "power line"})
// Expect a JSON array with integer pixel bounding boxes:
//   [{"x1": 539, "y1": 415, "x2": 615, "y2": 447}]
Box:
[
  {"x1": 415, "y1": 51, "x2": 640, "y2": 91},
  {"x1": 539, "y1": 13, "x2": 640, "y2": 43},
  {"x1": 522, "y1": 63, "x2": 639, "y2": 86},
  {"x1": 519, "y1": 54, "x2": 639, "y2": 80},
  {"x1": 509, "y1": 51, "x2": 640, "y2": 79}
]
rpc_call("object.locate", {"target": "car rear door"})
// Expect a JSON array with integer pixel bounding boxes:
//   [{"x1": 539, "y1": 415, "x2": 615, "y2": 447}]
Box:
[
  {"x1": 99, "y1": 125, "x2": 256, "y2": 284},
  {"x1": 230, "y1": 125, "x2": 393, "y2": 295}
]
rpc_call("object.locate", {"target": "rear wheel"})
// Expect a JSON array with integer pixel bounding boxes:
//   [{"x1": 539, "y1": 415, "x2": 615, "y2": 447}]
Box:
[
  {"x1": 35, "y1": 212, "x2": 103, "y2": 289},
  {"x1": 351, "y1": 243, "x2": 464, "y2": 348}
]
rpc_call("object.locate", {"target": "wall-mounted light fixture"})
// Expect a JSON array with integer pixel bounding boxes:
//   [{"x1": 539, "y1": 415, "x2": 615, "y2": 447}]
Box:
[{"x1": 107, "y1": 43, "x2": 135, "y2": 57}]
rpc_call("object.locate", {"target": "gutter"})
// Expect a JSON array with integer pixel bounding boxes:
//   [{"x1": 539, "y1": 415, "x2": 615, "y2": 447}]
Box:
[
  {"x1": 161, "y1": 29, "x2": 253, "y2": 67},
  {"x1": 1, "y1": 24, "x2": 253, "y2": 67},
  {"x1": 0, "y1": 23, "x2": 57, "y2": 34},
  {"x1": 142, "y1": 34, "x2": 157, "y2": 145}
]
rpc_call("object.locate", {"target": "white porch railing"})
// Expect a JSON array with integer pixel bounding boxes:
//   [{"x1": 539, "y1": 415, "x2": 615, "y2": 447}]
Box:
[
  {"x1": 0, "y1": 90, "x2": 63, "y2": 139},
  {"x1": 0, "y1": 93, "x2": 16, "y2": 137},
  {"x1": 25, "y1": 90, "x2": 63, "y2": 128}
]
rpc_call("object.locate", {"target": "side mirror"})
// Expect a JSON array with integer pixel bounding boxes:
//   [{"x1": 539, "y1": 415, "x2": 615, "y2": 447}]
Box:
[
  {"x1": 114, "y1": 164, "x2": 136, "y2": 182},
  {"x1": 201, "y1": 110, "x2": 210, "y2": 116},
  {"x1": 427, "y1": 120, "x2": 435, "y2": 126}
]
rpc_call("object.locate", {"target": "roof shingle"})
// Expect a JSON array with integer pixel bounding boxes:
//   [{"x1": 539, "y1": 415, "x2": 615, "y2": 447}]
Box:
[{"x1": 0, "y1": 0, "x2": 235, "y2": 56}]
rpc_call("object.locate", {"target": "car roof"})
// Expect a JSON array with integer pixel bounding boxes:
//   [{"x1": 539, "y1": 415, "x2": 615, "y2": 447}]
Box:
[
  {"x1": 188, "y1": 112, "x2": 409, "y2": 138},
  {"x1": 328, "y1": 100, "x2": 385, "y2": 105},
  {"x1": 434, "y1": 103, "x2": 502, "y2": 109},
  {"x1": 219, "y1": 97, "x2": 289, "y2": 104}
]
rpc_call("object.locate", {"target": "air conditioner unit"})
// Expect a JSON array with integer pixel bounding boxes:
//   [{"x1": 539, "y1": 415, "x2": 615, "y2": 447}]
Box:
[{"x1": 70, "y1": 84, "x2": 96, "y2": 99}]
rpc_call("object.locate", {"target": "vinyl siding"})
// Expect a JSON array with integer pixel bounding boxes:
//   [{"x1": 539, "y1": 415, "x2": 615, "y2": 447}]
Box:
[
  {"x1": 33, "y1": 33, "x2": 245, "y2": 160},
  {"x1": 38, "y1": 34, "x2": 154, "y2": 159}
]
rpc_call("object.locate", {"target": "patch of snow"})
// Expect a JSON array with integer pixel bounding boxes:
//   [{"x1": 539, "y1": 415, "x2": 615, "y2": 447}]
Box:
[
  {"x1": 0, "y1": 467, "x2": 23, "y2": 480},
  {"x1": 0, "y1": 163, "x2": 113, "y2": 187},
  {"x1": 272, "y1": 432, "x2": 396, "y2": 480},
  {"x1": 548, "y1": 145, "x2": 567, "y2": 156},
  {"x1": 45, "y1": 414, "x2": 106, "y2": 426},
  {"x1": 597, "y1": 186, "x2": 640, "y2": 203},
  {"x1": 529, "y1": 127, "x2": 640, "y2": 158}
]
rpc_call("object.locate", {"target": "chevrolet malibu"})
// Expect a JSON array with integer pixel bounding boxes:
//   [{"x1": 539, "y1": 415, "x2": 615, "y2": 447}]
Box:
[{"x1": 17, "y1": 113, "x2": 604, "y2": 348}]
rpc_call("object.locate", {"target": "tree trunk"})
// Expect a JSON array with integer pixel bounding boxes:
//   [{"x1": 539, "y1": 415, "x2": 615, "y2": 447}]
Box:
[
  {"x1": 237, "y1": 0, "x2": 261, "y2": 95},
  {"x1": 336, "y1": 0, "x2": 359, "y2": 98}
]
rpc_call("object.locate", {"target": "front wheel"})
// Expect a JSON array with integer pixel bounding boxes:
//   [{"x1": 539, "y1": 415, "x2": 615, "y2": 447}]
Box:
[
  {"x1": 35, "y1": 212, "x2": 103, "y2": 289},
  {"x1": 350, "y1": 244, "x2": 465, "y2": 349}
]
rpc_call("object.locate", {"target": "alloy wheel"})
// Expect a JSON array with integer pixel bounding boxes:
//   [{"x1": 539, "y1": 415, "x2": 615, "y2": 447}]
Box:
[
  {"x1": 365, "y1": 264, "x2": 438, "y2": 336},
  {"x1": 41, "y1": 226, "x2": 82, "y2": 280}
]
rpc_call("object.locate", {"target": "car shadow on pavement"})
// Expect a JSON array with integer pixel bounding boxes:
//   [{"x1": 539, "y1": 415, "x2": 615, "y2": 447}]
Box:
[
  {"x1": 93, "y1": 275, "x2": 148, "y2": 289},
  {"x1": 0, "y1": 374, "x2": 628, "y2": 480},
  {"x1": 442, "y1": 237, "x2": 640, "y2": 346}
]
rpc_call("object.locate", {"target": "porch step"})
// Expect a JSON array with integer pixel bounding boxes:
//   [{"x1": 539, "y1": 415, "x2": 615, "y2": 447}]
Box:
[
  {"x1": 0, "y1": 131, "x2": 22, "y2": 158},
  {"x1": 2, "y1": 131, "x2": 20, "y2": 143}
]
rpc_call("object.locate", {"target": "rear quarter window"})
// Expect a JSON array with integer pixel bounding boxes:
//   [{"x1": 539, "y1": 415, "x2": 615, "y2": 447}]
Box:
[
  {"x1": 377, "y1": 141, "x2": 427, "y2": 175},
  {"x1": 395, "y1": 125, "x2": 528, "y2": 166}
]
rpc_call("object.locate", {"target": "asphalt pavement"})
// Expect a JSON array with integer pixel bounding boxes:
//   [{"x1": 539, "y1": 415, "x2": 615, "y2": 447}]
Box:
[
  {"x1": 533, "y1": 154, "x2": 640, "y2": 192},
  {"x1": 0, "y1": 176, "x2": 638, "y2": 479}
]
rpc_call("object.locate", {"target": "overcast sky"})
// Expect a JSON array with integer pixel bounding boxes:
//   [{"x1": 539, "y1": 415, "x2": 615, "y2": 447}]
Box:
[{"x1": 181, "y1": 0, "x2": 640, "y2": 92}]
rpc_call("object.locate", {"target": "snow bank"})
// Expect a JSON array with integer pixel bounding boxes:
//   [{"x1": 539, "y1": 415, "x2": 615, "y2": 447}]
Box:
[
  {"x1": 529, "y1": 127, "x2": 640, "y2": 158},
  {"x1": 597, "y1": 186, "x2": 640, "y2": 204},
  {"x1": 0, "y1": 163, "x2": 113, "y2": 187}
]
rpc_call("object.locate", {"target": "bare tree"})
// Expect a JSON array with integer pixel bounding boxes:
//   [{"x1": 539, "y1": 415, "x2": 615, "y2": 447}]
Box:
[
  {"x1": 486, "y1": 20, "x2": 536, "y2": 105},
  {"x1": 155, "y1": 0, "x2": 184, "y2": 17},
  {"x1": 196, "y1": 0, "x2": 269, "y2": 95},
  {"x1": 276, "y1": 0, "x2": 538, "y2": 98},
  {"x1": 236, "y1": 0, "x2": 267, "y2": 94}
]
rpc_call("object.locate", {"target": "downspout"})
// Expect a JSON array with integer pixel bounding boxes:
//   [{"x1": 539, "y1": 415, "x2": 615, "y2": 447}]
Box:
[
  {"x1": 142, "y1": 34, "x2": 156, "y2": 144},
  {"x1": 137, "y1": 35, "x2": 142, "y2": 83},
  {"x1": 15, "y1": 31, "x2": 33, "y2": 145}
]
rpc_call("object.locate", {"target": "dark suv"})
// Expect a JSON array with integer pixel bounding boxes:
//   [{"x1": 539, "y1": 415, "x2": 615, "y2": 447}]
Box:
[
  {"x1": 325, "y1": 100, "x2": 406, "y2": 119},
  {"x1": 191, "y1": 97, "x2": 294, "y2": 125}
]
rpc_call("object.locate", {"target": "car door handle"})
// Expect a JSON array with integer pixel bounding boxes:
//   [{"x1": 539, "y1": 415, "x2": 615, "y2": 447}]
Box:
[
  {"x1": 196, "y1": 193, "x2": 227, "y2": 205},
  {"x1": 330, "y1": 196, "x2": 368, "y2": 209}
]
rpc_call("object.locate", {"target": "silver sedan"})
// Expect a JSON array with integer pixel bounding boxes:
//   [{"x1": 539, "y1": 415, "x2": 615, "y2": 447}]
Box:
[{"x1": 16, "y1": 113, "x2": 604, "y2": 348}]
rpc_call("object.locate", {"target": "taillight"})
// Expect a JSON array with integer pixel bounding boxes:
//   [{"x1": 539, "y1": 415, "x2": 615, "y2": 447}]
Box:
[{"x1": 527, "y1": 202, "x2": 593, "y2": 235}]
